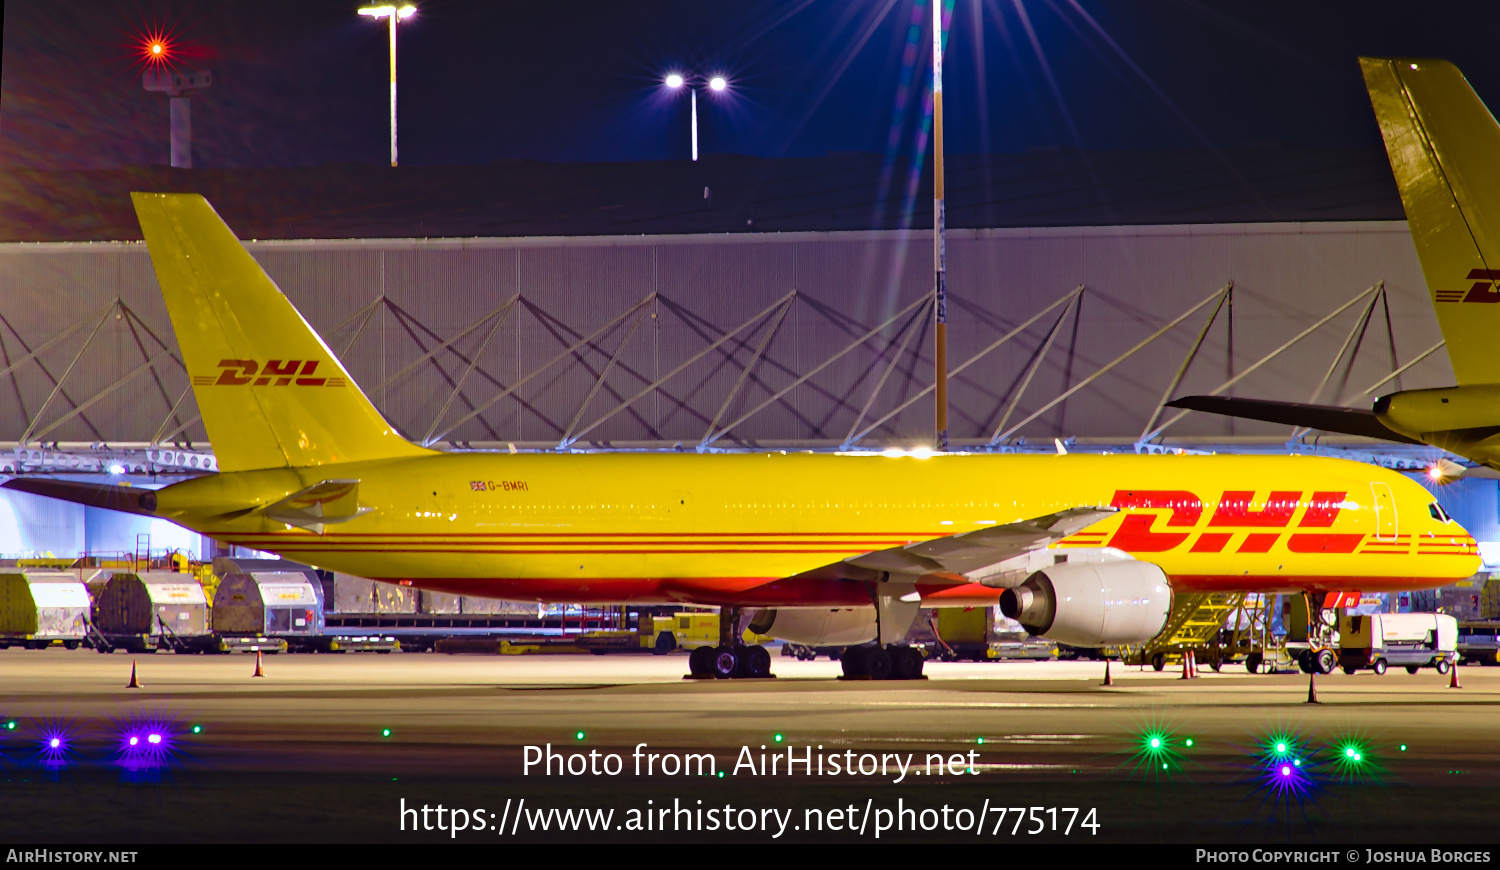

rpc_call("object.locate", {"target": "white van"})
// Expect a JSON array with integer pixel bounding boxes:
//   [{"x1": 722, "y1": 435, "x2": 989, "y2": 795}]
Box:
[{"x1": 1338, "y1": 613, "x2": 1458, "y2": 675}]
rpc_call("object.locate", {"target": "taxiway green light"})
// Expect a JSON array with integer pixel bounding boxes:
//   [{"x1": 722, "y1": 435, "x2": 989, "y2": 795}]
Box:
[
  {"x1": 1400, "y1": 744, "x2": 1408, "y2": 752},
  {"x1": 716, "y1": 770, "x2": 725, "y2": 779},
  {"x1": 4, "y1": 721, "x2": 15, "y2": 731},
  {"x1": 773, "y1": 733, "x2": 784, "y2": 743},
  {"x1": 1184, "y1": 738, "x2": 1194, "y2": 747},
  {"x1": 575, "y1": 730, "x2": 586, "y2": 741},
  {"x1": 381, "y1": 728, "x2": 392, "y2": 738},
  {"x1": 191, "y1": 724, "x2": 203, "y2": 734},
  {"x1": 977, "y1": 737, "x2": 985, "y2": 745}
]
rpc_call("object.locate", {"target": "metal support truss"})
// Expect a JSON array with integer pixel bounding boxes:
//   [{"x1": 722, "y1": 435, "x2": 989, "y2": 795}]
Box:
[
  {"x1": 991, "y1": 286, "x2": 1233, "y2": 446},
  {"x1": 845, "y1": 285, "x2": 1086, "y2": 447},
  {"x1": 1141, "y1": 282, "x2": 1383, "y2": 445}
]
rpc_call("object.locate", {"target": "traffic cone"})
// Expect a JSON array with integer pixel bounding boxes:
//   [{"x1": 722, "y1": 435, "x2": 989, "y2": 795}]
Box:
[
  {"x1": 252, "y1": 650, "x2": 266, "y2": 678},
  {"x1": 1102, "y1": 659, "x2": 1114, "y2": 686},
  {"x1": 127, "y1": 660, "x2": 141, "y2": 689},
  {"x1": 1188, "y1": 649, "x2": 1198, "y2": 678},
  {"x1": 1306, "y1": 670, "x2": 1319, "y2": 704},
  {"x1": 1180, "y1": 652, "x2": 1192, "y2": 680},
  {"x1": 1449, "y1": 659, "x2": 1462, "y2": 689}
]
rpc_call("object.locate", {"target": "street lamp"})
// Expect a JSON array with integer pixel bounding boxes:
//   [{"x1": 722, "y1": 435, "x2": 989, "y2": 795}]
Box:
[
  {"x1": 359, "y1": 4, "x2": 416, "y2": 167},
  {"x1": 663, "y1": 73, "x2": 728, "y2": 161}
]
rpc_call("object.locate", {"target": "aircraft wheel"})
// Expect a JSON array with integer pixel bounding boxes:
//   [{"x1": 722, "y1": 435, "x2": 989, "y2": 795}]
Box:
[
  {"x1": 1245, "y1": 653, "x2": 1262, "y2": 674},
  {"x1": 1315, "y1": 649, "x2": 1337, "y2": 675},
  {"x1": 652, "y1": 632, "x2": 676, "y2": 656},
  {"x1": 891, "y1": 647, "x2": 923, "y2": 680},
  {"x1": 1372, "y1": 659, "x2": 1387, "y2": 675},
  {"x1": 711, "y1": 645, "x2": 739, "y2": 679},
  {"x1": 1150, "y1": 653, "x2": 1166, "y2": 672},
  {"x1": 1436, "y1": 658, "x2": 1452, "y2": 675},
  {"x1": 840, "y1": 646, "x2": 868, "y2": 677},
  {"x1": 742, "y1": 645, "x2": 772, "y2": 678},
  {"x1": 865, "y1": 646, "x2": 893, "y2": 680},
  {"x1": 688, "y1": 646, "x2": 716, "y2": 677}
]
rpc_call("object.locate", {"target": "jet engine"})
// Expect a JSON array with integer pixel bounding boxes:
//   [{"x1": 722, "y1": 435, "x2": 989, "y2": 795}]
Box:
[
  {"x1": 748, "y1": 608, "x2": 876, "y2": 646},
  {"x1": 998, "y1": 560, "x2": 1171, "y2": 647}
]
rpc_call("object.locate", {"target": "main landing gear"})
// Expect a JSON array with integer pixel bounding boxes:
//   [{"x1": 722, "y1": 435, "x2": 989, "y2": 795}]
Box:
[
  {"x1": 840, "y1": 644, "x2": 925, "y2": 680},
  {"x1": 686, "y1": 606, "x2": 773, "y2": 680}
]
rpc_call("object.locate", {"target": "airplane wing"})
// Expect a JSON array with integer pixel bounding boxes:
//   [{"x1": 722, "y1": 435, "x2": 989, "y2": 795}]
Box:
[
  {"x1": 843, "y1": 506, "x2": 1117, "y2": 577},
  {"x1": 1165, "y1": 395, "x2": 1422, "y2": 445}
]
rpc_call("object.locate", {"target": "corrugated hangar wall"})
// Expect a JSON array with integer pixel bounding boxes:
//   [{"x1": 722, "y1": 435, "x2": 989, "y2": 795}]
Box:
[{"x1": 0, "y1": 221, "x2": 1452, "y2": 449}]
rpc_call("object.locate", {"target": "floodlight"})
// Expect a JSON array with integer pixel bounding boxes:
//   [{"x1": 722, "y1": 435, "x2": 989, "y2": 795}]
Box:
[
  {"x1": 665, "y1": 74, "x2": 684, "y2": 88},
  {"x1": 709, "y1": 76, "x2": 727, "y2": 91}
]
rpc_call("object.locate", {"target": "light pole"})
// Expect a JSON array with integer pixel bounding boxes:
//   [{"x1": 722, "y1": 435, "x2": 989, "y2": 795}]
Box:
[
  {"x1": 359, "y1": 4, "x2": 416, "y2": 167},
  {"x1": 139, "y1": 36, "x2": 210, "y2": 169},
  {"x1": 932, "y1": 0, "x2": 948, "y2": 450},
  {"x1": 664, "y1": 73, "x2": 727, "y2": 161}
]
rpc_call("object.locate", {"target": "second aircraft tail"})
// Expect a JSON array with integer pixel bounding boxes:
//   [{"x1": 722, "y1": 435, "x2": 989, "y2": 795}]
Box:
[{"x1": 1362, "y1": 57, "x2": 1500, "y2": 385}]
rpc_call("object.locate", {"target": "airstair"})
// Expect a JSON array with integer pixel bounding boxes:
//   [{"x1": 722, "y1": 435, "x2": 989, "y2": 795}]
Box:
[{"x1": 1115, "y1": 592, "x2": 1248, "y2": 671}]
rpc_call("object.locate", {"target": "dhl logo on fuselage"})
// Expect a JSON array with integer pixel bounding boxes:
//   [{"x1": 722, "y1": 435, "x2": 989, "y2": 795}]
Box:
[
  {"x1": 1435, "y1": 268, "x2": 1500, "y2": 304},
  {"x1": 1062, "y1": 489, "x2": 1379, "y2": 555},
  {"x1": 191, "y1": 359, "x2": 347, "y2": 388}
]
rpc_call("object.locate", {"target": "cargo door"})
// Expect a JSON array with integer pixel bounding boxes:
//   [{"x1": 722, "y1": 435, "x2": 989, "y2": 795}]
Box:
[{"x1": 1370, "y1": 482, "x2": 1397, "y2": 541}]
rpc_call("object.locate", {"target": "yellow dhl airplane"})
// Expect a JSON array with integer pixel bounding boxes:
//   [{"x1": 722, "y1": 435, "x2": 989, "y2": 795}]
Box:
[
  {"x1": 0, "y1": 193, "x2": 1480, "y2": 679},
  {"x1": 1171, "y1": 58, "x2": 1500, "y2": 474}
]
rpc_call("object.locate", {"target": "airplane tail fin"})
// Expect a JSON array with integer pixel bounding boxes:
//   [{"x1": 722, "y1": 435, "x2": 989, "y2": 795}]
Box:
[
  {"x1": 1362, "y1": 57, "x2": 1500, "y2": 385},
  {"x1": 132, "y1": 193, "x2": 433, "y2": 472}
]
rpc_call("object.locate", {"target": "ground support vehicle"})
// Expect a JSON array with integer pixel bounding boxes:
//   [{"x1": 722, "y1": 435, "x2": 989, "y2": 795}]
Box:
[
  {"x1": 1339, "y1": 613, "x2": 1457, "y2": 675},
  {"x1": 636, "y1": 610, "x2": 720, "y2": 654},
  {"x1": 780, "y1": 643, "x2": 842, "y2": 661},
  {"x1": 284, "y1": 634, "x2": 399, "y2": 653},
  {"x1": 215, "y1": 635, "x2": 288, "y2": 654},
  {"x1": 1458, "y1": 621, "x2": 1500, "y2": 664}
]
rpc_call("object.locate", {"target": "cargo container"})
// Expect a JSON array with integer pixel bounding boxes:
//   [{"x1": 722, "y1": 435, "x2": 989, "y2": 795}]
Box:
[
  {"x1": 1338, "y1": 613, "x2": 1458, "y2": 675},
  {"x1": 0, "y1": 571, "x2": 91, "y2": 649},
  {"x1": 211, "y1": 571, "x2": 323, "y2": 641},
  {"x1": 91, "y1": 571, "x2": 212, "y2": 653}
]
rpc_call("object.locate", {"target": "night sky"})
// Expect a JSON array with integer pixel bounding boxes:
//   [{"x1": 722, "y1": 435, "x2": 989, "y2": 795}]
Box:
[{"x1": 4, "y1": 1, "x2": 1500, "y2": 170}]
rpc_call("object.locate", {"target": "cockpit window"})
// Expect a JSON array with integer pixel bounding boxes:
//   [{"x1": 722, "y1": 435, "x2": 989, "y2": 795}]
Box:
[{"x1": 1429, "y1": 502, "x2": 1452, "y2": 523}]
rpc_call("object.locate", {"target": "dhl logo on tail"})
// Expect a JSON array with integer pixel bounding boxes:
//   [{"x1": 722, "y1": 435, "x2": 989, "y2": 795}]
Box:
[
  {"x1": 1434, "y1": 268, "x2": 1500, "y2": 304},
  {"x1": 190, "y1": 359, "x2": 347, "y2": 387}
]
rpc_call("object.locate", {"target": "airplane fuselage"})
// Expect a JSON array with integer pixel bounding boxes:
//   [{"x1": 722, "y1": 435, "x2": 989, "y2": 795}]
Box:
[{"x1": 150, "y1": 451, "x2": 1478, "y2": 607}]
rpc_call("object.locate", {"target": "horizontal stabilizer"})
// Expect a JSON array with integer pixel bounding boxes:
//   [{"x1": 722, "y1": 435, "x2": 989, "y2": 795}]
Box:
[
  {"x1": 264, "y1": 479, "x2": 373, "y2": 535},
  {"x1": 1, "y1": 479, "x2": 160, "y2": 515},
  {"x1": 1165, "y1": 396, "x2": 1421, "y2": 444}
]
